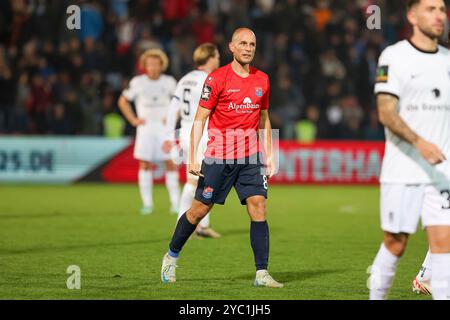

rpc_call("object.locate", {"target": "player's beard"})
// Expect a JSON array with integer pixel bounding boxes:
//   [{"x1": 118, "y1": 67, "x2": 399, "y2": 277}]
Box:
[
  {"x1": 418, "y1": 24, "x2": 444, "y2": 41},
  {"x1": 235, "y1": 53, "x2": 254, "y2": 66}
]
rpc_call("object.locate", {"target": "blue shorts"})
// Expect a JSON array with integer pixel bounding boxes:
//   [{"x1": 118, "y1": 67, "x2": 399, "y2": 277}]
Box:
[{"x1": 195, "y1": 152, "x2": 268, "y2": 205}]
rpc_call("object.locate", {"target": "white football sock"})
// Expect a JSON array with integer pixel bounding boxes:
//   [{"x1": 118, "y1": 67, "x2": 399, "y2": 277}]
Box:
[
  {"x1": 199, "y1": 213, "x2": 210, "y2": 229},
  {"x1": 178, "y1": 183, "x2": 196, "y2": 220},
  {"x1": 138, "y1": 169, "x2": 153, "y2": 208},
  {"x1": 369, "y1": 243, "x2": 400, "y2": 300},
  {"x1": 417, "y1": 249, "x2": 432, "y2": 282},
  {"x1": 431, "y1": 253, "x2": 450, "y2": 300},
  {"x1": 165, "y1": 171, "x2": 180, "y2": 209}
]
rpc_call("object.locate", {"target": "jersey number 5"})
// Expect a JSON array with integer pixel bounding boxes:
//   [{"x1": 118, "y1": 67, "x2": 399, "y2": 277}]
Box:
[{"x1": 183, "y1": 88, "x2": 191, "y2": 116}]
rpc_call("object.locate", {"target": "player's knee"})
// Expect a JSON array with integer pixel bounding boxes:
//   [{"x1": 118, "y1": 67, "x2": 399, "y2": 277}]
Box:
[
  {"x1": 165, "y1": 160, "x2": 177, "y2": 171},
  {"x1": 384, "y1": 233, "x2": 408, "y2": 257},
  {"x1": 187, "y1": 201, "x2": 210, "y2": 224},
  {"x1": 140, "y1": 161, "x2": 152, "y2": 170},
  {"x1": 246, "y1": 197, "x2": 266, "y2": 219}
]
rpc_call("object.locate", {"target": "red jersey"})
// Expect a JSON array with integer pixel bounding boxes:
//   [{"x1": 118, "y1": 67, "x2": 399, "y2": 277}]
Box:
[{"x1": 199, "y1": 63, "x2": 270, "y2": 159}]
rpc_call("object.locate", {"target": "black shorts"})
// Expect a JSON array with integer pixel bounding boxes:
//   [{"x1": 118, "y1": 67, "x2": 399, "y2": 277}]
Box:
[{"x1": 195, "y1": 152, "x2": 268, "y2": 205}]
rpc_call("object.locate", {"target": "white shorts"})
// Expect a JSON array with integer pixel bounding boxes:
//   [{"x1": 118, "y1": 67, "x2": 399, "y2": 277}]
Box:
[
  {"x1": 134, "y1": 127, "x2": 170, "y2": 162},
  {"x1": 180, "y1": 132, "x2": 208, "y2": 181},
  {"x1": 380, "y1": 183, "x2": 450, "y2": 234}
]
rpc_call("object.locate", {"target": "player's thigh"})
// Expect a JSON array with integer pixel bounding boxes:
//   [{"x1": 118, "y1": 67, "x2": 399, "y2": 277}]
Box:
[
  {"x1": 235, "y1": 155, "x2": 268, "y2": 206},
  {"x1": 380, "y1": 183, "x2": 425, "y2": 234},
  {"x1": 151, "y1": 132, "x2": 171, "y2": 162},
  {"x1": 134, "y1": 130, "x2": 153, "y2": 162},
  {"x1": 422, "y1": 184, "x2": 450, "y2": 228},
  {"x1": 139, "y1": 160, "x2": 152, "y2": 170},
  {"x1": 194, "y1": 160, "x2": 236, "y2": 205},
  {"x1": 423, "y1": 184, "x2": 450, "y2": 252}
]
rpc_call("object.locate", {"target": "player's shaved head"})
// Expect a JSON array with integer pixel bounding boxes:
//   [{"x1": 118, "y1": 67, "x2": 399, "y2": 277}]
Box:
[
  {"x1": 231, "y1": 28, "x2": 256, "y2": 43},
  {"x1": 229, "y1": 28, "x2": 257, "y2": 66}
]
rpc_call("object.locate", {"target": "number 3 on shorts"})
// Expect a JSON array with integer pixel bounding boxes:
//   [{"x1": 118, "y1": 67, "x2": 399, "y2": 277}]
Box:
[
  {"x1": 263, "y1": 175, "x2": 268, "y2": 190},
  {"x1": 441, "y1": 190, "x2": 450, "y2": 210}
]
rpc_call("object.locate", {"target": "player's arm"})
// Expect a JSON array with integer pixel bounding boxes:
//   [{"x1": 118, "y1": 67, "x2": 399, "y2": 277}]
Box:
[
  {"x1": 118, "y1": 95, "x2": 145, "y2": 127},
  {"x1": 188, "y1": 106, "x2": 211, "y2": 177},
  {"x1": 259, "y1": 109, "x2": 275, "y2": 178},
  {"x1": 162, "y1": 97, "x2": 182, "y2": 153},
  {"x1": 377, "y1": 93, "x2": 446, "y2": 165}
]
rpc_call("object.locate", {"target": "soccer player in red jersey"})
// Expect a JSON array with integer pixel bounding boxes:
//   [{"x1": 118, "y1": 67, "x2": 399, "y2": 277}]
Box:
[{"x1": 161, "y1": 28, "x2": 283, "y2": 288}]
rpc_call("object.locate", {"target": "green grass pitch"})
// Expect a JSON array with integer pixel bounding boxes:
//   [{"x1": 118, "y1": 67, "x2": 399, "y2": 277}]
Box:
[{"x1": 0, "y1": 184, "x2": 431, "y2": 300}]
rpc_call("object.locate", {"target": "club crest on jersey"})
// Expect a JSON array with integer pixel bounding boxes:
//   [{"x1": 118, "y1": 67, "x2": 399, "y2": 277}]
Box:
[
  {"x1": 201, "y1": 85, "x2": 212, "y2": 102},
  {"x1": 375, "y1": 65, "x2": 388, "y2": 83},
  {"x1": 255, "y1": 87, "x2": 263, "y2": 97},
  {"x1": 202, "y1": 186, "x2": 214, "y2": 199}
]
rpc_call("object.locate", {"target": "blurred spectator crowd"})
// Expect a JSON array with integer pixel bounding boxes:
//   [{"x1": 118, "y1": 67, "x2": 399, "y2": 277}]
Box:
[{"x1": 0, "y1": 0, "x2": 448, "y2": 140}]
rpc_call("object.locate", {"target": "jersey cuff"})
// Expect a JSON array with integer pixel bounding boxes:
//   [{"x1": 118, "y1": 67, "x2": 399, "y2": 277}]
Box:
[
  {"x1": 375, "y1": 91, "x2": 400, "y2": 100},
  {"x1": 199, "y1": 104, "x2": 214, "y2": 110},
  {"x1": 122, "y1": 94, "x2": 134, "y2": 102}
]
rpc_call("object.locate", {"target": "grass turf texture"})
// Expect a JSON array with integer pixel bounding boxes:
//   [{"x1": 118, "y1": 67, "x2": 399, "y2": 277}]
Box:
[{"x1": 0, "y1": 184, "x2": 430, "y2": 300}]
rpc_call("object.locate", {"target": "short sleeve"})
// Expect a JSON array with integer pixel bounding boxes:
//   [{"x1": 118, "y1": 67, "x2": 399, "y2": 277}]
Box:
[
  {"x1": 167, "y1": 76, "x2": 177, "y2": 96},
  {"x1": 122, "y1": 77, "x2": 139, "y2": 101},
  {"x1": 173, "y1": 79, "x2": 184, "y2": 101},
  {"x1": 374, "y1": 47, "x2": 401, "y2": 98},
  {"x1": 198, "y1": 74, "x2": 220, "y2": 110},
  {"x1": 261, "y1": 76, "x2": 270, "y2": 110}
]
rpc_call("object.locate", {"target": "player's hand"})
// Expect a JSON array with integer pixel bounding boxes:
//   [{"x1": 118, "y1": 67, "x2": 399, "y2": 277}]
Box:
[
  {"x1": 415, "y1": 138, "x2": 446, "y2": 165},
  {"x1": 131, "y1": 118, "x2": 145, "y2": 127},
  {"x1": 265, "y1": 156, "x2": 276, "y2": 179},
  {"x1": 162, "y1": 140, "x2": 173, "y2": 154},
  {"x1": 188, "y1": 161, "x2": 204, "y2": 178}
]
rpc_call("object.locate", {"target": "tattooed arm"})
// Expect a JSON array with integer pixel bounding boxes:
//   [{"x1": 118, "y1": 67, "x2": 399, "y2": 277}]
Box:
[{"x1": 377, "y1": 93, "x2": 446, "y2": 165}]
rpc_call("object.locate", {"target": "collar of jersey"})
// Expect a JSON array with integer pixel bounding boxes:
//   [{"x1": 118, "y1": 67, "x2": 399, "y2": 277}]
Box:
[{"x1": 407, "y1": 39, "x2": 439, "y2": 54}]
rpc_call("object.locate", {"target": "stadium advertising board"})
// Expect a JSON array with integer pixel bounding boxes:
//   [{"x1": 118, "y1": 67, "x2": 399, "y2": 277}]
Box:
[
  {"x1": 102, "y1": 140, "x2": 385, "y2": 185},
  {"x1": 0, "y1": 138, "x2": 384, "y2": 184},
  {"x1": 0, "y1": 137, "x2": 130, "y2": 183}
]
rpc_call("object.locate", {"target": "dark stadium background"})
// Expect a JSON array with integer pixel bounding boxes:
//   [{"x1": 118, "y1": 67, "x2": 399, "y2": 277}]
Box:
[{"x1": 1, "y1": 0, "x2": 448, "y2": 139}]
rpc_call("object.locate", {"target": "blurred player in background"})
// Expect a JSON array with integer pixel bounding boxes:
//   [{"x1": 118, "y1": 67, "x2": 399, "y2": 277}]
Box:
[
  {"x1": 163, "y1": 43, "x2": 221, "y2": 238},
  {"x1": 369, "y1": 0, "x2": 450, "y2": 300},
  {"x1": 412, "y1": 2, "x2": 450, "y2": 297},
  {"x1": 118, "y1": 49, "x2": 180, "y2": 215},
  {"x1": 161, "y1": 28, "x2": 283, "y2": 288}
]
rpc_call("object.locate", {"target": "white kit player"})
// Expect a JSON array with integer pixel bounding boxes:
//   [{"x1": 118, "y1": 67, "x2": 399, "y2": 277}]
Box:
[
  {"x1": 368, "y1": 0, "x2": 450, "y2": 300},
  {"x1": 162, "y1": 43, "x2": 221, "y2": 238},
  {"x1": 412, "y1": 10, "x2": 450, "y2": 297},
  {"x1": 118, "y1": 49, "x2": 180, "y2": 215}
]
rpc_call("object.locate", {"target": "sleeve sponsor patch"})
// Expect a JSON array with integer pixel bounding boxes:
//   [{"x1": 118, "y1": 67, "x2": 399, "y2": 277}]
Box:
[
  {"x1": 376, "y1": 65, "x2": 389, "y2": 83},
  {"x1": 201, "y1": 85, "x2": 212, "y2": 101}
]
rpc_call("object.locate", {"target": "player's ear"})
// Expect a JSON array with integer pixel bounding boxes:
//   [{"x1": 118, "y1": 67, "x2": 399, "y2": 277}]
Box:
[
  {"x1": 228, "y1": 42, "x2": 234, "y2": 54},
  {"x1": 406, "y1": 7, "x2": 417, "y2": 26}
]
